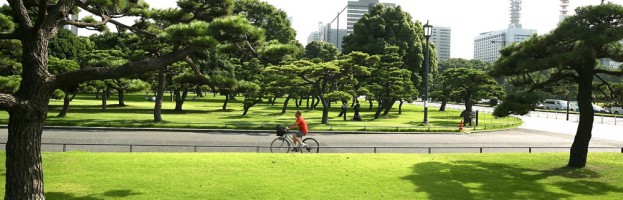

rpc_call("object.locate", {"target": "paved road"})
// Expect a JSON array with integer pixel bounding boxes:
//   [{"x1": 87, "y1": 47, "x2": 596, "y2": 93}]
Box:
[
  {"x1": 0, "y1": 102, "x2": 620, "y2": 153},
  {"x1": 0, "y1": 127, "x2": 620, "y2": 153}
]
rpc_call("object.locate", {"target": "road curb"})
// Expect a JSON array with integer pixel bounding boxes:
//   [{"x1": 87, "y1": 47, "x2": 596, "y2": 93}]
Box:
[{"x1": 0, "y1": 125, "x2": 472, "y2": 135}]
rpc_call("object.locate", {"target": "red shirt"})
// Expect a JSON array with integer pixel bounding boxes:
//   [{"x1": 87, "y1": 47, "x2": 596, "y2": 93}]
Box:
[{"x1": 295, "y1": 116, "x2": 308, "y2": 135}]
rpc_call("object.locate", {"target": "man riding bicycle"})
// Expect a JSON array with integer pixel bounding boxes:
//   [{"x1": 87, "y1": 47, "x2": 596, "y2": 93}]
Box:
[{"x1": 286, "y1": 111, "x2": 308, "y2": 148}]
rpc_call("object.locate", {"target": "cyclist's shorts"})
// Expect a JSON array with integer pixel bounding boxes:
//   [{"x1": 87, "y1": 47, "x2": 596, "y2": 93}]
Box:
[{"x1": 296, "y1": 131, "x2": 307, "y2": 138}]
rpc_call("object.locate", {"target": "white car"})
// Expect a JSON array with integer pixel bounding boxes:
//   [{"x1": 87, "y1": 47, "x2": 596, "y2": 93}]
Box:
[{"x1": 610, "y1": 107, "x2": 623, "y2": 115}]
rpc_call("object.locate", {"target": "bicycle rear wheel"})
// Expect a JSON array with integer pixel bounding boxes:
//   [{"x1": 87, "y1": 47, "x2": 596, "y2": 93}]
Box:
[
  {"x1": 270, "y1": 138, "x2": 291, "y2": 153},
  {"x1": 302, "y1": 138, "x2": 319, "y2": 153}
]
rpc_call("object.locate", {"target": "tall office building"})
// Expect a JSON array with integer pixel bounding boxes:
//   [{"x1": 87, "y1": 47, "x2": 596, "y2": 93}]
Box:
[
  {"x1": 431, "y1": 26, "x2": 451, "y2": 62},
  {"x1": 473, "y1": 0, "x2": 536, "y2": 62},
  {"x1": 346, "y1": 0, "x2": 395, "y2": 34}
]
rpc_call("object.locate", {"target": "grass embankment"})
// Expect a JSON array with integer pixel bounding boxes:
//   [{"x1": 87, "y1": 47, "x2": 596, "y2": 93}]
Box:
[
  {"x1": 0, "y1": 93, "x2": 520, "y2": 132},
  {"x1": 1, "y1": 152, "x2": 621, "y2": 199}
]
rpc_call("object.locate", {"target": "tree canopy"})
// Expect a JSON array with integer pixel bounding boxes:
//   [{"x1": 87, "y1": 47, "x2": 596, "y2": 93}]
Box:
[{"x1": 491, "y1": 3, "x2": 623, "y2": 168}]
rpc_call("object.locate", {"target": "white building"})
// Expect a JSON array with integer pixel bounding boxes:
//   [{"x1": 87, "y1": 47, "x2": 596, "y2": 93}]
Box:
[
  {"x1": 63, "y1": 14, "x2": 79, "y2": 34},
  {"x1": 473, "y1": 0, "x2": 536, "y2": 62},
  {"x1": 473, "y1": 28, "x2": 536, "y2": 63},
  {"x1": 431, "y1": 26, "x2": 451, "y2": 62}
]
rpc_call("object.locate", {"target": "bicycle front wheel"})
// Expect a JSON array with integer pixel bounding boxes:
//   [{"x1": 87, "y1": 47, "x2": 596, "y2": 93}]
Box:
[
  {"x1": 302, "y1": 138, "x2": 319, "y2": 153},
  {"x1": 270, "y1": 138, "x2": 291, "y2": 153}
]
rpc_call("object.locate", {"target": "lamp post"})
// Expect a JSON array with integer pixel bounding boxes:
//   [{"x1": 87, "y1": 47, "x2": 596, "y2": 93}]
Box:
[{"x1": 423, "y1": 20, "x2": 433, "y2": 124}]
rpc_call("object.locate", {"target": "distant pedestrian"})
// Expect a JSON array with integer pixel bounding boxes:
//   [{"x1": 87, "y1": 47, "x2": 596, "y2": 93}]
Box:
[
  {"x1": 353, "y1": 100, "x2": 362, "y2": 121},
  {"x1": 338, "y1": 101, "x2": 347, "y2": 121}
]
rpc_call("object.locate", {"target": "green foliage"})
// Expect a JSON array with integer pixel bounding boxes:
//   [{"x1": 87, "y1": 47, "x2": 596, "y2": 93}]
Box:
[
  {"x1": 260, "y1": 42, "x2": 300, "y2": 65},
  {"x1": 0, "y1": 39, "x2": 21, "y2": 76},
  {"x1": 162, "y1": 21, "x2": 217, "y2": 47},
  {"x1": 48, "y1": 57, "x2": 80, "y2": 74},
  {"x1": 49, "y1": 29, "x2": 95, "y2": 60},
  {"x1": 325, "y1": 91, "x2": 351, "y2": 102},
  {"x1": 233, "y1": 0, "x2": 295, "y2": 44},
  {"x1": 116, "y1": 79, "x2": 151, "y2": 93},
  {"x1": 440, "y1": 67, "x2": 503, "y2": 107},
  {"x1": 342, "y1": 4, "x2": 429, "y2": 87},
  {"x1": 492, "y1": 3, "x2": 623, "y2": 112},
  {"x1": 0, "y1": 13, "x2": 14, "y2": 31},
  {"x1": 208, "y1": 15, "x2": 264, "y2": 44},
  {"x1": 51, "y1": 89, "x2": 65, "y2": 100},
  {"x1": 493, "y1": 92, "x2": 541, "y2": 117},
  {"x1": 365, "y1": 46, "x2": 417, "y2": 105},
  {"x1": 0, "y1": 75, "x2": 20, "y2": 94},
  {"x1": 438, "y1": 58, "x2": 492, "y2": 73},
  {"x1": 304, "y1": 41, "x2": 338, "y2": 62},
  {"x1": 177, "y1": 0, "x2": 233, "y2": 22}
]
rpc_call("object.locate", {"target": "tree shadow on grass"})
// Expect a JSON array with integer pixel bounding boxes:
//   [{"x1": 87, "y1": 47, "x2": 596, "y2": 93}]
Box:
[
  {"x1": 46, "y1": 192, "x2": 103, "y2": 200},
  {"x1": 403, "y1": 161, "x2": 623, "y2": 200},
  {"x1": 46, "y1": 189, "x2": 142, "y2": 200},
  {"x1": 102, "y1": 190, "x2": 142, "y2": 197}
]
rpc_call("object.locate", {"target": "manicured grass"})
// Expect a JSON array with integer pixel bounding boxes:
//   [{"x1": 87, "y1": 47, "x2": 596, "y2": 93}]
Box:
[
  {"x1": 0, "y1": 93, "x2": 520, "y2": 132},
  {"x1": 0, "y1": 152, "x2": 622, "y2": 199}
]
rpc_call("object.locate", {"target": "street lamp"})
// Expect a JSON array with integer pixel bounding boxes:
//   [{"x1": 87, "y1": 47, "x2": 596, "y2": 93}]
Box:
[{"x1": 423, "y1": 20, "x2": 433, "y2": 124}]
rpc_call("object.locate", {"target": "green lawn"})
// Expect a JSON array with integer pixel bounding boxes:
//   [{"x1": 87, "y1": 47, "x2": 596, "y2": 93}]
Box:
[
  {"x1": 0, "y1": 93, "x2": 520, "y2": 132},
  {"x1": 1, "y1": 152, "x2": 621, "y2": 199}
]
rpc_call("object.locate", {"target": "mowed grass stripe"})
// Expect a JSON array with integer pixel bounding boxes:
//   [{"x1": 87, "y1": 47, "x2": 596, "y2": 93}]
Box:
[
  {"x1": 0, "y1": 93, "x2": 520, "y2": 132},
  {"x1": 0, "y1": 152, "x2": 621, "y2": 199}
]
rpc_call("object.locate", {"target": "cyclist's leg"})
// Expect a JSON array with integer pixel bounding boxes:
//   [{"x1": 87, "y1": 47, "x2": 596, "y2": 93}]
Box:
[{"x1": 293, "y1": 131, "x2": 306, "y2": 146}]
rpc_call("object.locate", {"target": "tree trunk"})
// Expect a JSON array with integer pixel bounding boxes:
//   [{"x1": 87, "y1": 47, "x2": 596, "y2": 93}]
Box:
[
  {"x1": 439, "y1": 99, "x2": 448, "y2": 111},
  {"x1": 319, "y1": 96, "x2": 329, "y2": 124},
  {"x1": 101, "y1": 88, "x2": 108, "y2": 111},
  {"x1": 398, "y1": 100, "x2": 403, "y2": 114},
  {"x1": 174, "y1": 89, "x2": 188, "y2": 111},
  {"x1": 5, "y1": 32, "x2": 50, "y2": 199},
  {"x1": 154, "y1": 67, "x2": 165, "y2": 122},
  {"x1": 282, "y1": 95, "x2": 291, "y2": 113},
  {"x1": 306, "y1": 97, "x2": 309, "y2": 109},
  {"x1": 568, "y1": 73, "x2": 595, "y2": 168},
  {"x1": 6, "y1": 107, "x2": 47, "y2": 200},
  {"x1": 382, "y1": 99, "x2": 396, "y2": 115},
  {"x1": 95, "y1": 89, "x2": 100, "y2": 99},
  {"x1": 374, "y1": 103, "x2": 384, "y2": 119},
  {"x1": 311, "y1": 96, "x2": 315, "y2": 110},
  {"x1": 58, "y1": 91, "x2": 72, "y2": 117},
  {"x1": 368, "y1": 99, "x2": 373, "y2": 110},
  {"x1": 313, "y1": 97, "x2": 320, "y2": 109},
  {"x1": 222, "y1": 94, "x2": 229, "y2": 110},
  {"x1": 117, "y1": 89, "x2": 125, "y2": 106},
  {"x1": 464, "y1": 97, "x2": 473, "y2": 112},
  {"x1": 196, "y1": 86, "x2": 203, "y2": 97}
]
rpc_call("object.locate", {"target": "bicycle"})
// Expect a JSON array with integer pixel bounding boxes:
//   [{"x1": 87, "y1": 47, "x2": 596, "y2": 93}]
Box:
[{"x1": 270, "y1": 125, "x2": 319, "y2": 153}]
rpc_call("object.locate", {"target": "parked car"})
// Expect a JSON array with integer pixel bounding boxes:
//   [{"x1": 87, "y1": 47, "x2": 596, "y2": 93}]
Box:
[
  {"x1": 575, "y1": 104, "x2": 611, "y2": 113},
  {"x1": 543, "y1": 99, "x2": 568, "y2": 110},
  {"x1": 609, "y1": 106, "x2": 623, "y2": 115},
  {"x1": 534, "y1": 102, "x2": 544, "y2": 109}
]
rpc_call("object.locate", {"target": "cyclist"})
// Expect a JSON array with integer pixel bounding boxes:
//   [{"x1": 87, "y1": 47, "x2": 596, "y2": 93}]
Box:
[{"x1": 286, "y1": 111, "x2": 308, "y2": 149}]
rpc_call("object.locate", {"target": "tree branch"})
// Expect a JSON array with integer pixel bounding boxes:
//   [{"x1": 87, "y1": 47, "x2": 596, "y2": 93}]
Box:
[
  {"x1": 7, "y1": 0, "x2": 33, "y2": 28},
  {"x1": 53, "y1": 46, "x2": 199, "y2": 89},
  {"x1": 62, "y1": 15, "x2": 110, "y2": 29},
  {"x1": 108, "y1": 19, "x2": 159, "y2": 38},
  {"x1": 595, "y1": 69, "x2": 623, "y2": 77},
  {"x1": 183, "y1": 57, "x2": 213, "y2": 88},
  {"x1": 594, "y1": 74, "x2": 617, "y2": 100},
  {"x1": 0, "y1": 93, "x2": 18, "y2": 112}
]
